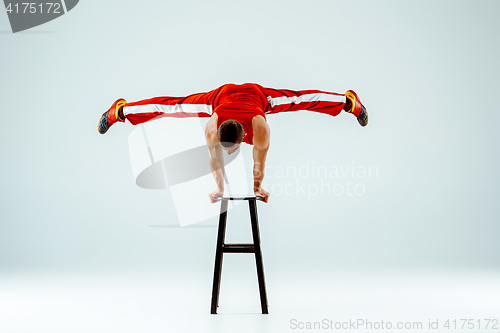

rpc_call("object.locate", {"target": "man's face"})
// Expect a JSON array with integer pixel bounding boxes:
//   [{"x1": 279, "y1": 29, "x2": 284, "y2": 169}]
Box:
[{"x1": 221, "y1": 142, "x2": 242, "y2": 155}]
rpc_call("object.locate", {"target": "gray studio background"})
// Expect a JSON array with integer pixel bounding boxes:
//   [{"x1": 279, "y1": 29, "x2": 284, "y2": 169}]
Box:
[{"x1": 1, "y1": 0, "x2": 499, "y2": 332}]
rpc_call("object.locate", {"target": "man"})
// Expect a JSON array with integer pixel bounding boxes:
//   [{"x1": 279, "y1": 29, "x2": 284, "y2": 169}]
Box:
[{"x1": 98, "y1": 83, "x2": 368, "y2": 203}]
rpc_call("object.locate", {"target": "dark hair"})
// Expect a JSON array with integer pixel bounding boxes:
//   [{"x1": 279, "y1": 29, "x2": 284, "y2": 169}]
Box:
[{"x1": 217, "y1": 119, "x2": 244, "y2": 147}]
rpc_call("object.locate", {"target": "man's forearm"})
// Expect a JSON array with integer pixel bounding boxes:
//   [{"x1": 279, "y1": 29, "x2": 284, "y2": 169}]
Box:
[
  {"x1": 253, "y1": 161, "x2": 265, "y2": 190},
  {"x1": 210, "y1": 159, "x2": 225, "y2": 190}
]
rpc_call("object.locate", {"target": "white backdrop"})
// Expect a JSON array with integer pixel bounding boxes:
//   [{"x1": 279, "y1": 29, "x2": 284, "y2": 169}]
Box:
[{"x1": 1, "y1": 0, "x2": 499, "y2": 332}]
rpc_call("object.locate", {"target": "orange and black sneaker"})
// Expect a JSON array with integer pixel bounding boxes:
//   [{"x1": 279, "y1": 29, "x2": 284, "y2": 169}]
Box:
[
  {"x1": 345, "y1": 90, "x2": 368, "y2": 127},
  {"x1": 98, "y1": 98, "x2": 127, "y2": 134}
]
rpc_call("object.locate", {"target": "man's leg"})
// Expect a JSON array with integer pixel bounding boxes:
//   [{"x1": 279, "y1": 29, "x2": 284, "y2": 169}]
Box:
[
  {"x1": 263, "y1": 87, "x2": 368, "y2": 126},
  {"x1": 98, "y1": 86, "x2": 225, "y2": 134}
]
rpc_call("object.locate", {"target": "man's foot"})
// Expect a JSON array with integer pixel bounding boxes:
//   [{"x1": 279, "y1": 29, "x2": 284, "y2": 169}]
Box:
[
  {"x1": 98, "y1": 98, "x2": 127, "y2": 134},
  {"x1": 345, "y1": 90, "x2": 368, "y2": 127}
]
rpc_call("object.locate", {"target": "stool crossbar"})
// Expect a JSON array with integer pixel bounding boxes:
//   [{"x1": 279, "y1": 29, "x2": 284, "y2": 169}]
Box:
[{"x1": 210, "y1": 196, "x2": 269, "y2": 314}]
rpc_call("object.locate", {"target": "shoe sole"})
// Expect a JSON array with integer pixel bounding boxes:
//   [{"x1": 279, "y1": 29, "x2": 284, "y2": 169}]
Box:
[
  {"x1": 98, "y1": 111, "x2": 110, "y2": 134},
  {"x1": 358, "y1": 106, "x2": 368, "y2": 127}
]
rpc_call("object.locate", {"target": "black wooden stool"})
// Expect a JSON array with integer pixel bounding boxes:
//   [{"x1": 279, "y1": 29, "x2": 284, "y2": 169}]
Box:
[{"x1": 210, "y1": 196, "x2": 268, "y2": 314}]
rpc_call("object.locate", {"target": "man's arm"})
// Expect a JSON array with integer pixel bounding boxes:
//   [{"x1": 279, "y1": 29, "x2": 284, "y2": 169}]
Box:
[
  {"x1": 206, "y1": 115, "x2": 225, "y2": 203},
  {"x1": 252, "y1": 116, "x2": 271, "y2": 202}
]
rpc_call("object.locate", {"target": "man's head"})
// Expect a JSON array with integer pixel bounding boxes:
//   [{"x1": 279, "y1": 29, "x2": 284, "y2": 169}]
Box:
[{"x1": 217, "y1": 119, "x2": 246, "y2": 155}]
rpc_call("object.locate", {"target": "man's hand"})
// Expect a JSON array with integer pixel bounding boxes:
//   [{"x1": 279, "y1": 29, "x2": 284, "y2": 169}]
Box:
[
  {"x1": 209, "y1": 188, "x2": 224, "y2": 203},
  {"x1": 254, "y1": 187, "x2": 270, "y2": 203}
]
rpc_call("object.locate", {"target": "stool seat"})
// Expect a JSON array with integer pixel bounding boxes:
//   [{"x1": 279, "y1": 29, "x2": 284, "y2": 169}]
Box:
[
  {"x1": 213, "y1": 195, "x2": 265, "y2": 201},
  {"x1": 210, "y1": 196, "x2": 269, "y2": 314}
]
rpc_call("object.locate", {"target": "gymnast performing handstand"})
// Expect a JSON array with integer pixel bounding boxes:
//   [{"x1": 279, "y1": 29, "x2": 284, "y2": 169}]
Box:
[{"x1": 98, "y1": 83, "x2": 368, "y2": 203}]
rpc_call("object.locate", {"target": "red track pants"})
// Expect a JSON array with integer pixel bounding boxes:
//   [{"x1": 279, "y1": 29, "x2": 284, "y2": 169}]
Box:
[{"x1": 122, "y1": 83, "x2": 347, "y2": 125}]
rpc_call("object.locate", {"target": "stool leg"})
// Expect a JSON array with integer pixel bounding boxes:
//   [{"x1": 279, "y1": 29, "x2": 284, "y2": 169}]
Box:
[
  {"x1": 211, "y1": 199, "x2": 228, "y2": 314},
  {"x1": 249, "y1": 199, "x2": 269, "y2": 314}
]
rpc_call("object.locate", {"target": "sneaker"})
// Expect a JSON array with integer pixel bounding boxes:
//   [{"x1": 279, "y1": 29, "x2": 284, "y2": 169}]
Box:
[
  {"x1": 98, "y1": 98, "x2": 127, "y2": 134},
  {"x1": 345, "y1": 90, "x2": 368, "y2": 127}
]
